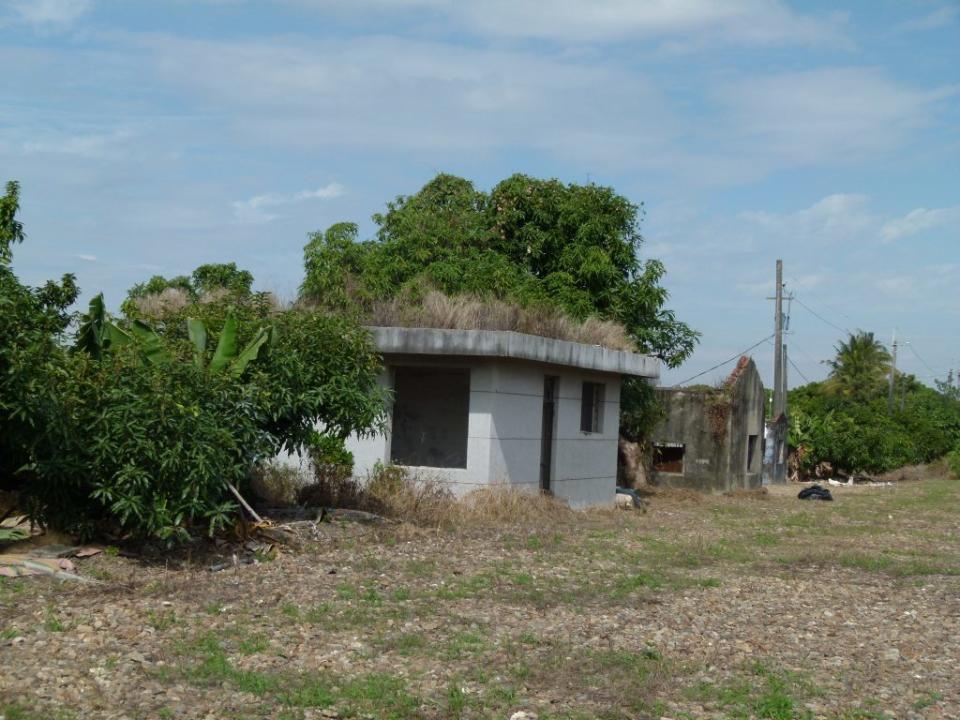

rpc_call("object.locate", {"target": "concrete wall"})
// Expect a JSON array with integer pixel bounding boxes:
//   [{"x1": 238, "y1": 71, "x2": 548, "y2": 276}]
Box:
[
  {"x1": 484, "y1": 361, "x2": 620, "y2": 508},
  {"x1": 650, "y1": 357, "x2": 765, "y2": 492},
  {"x1": 348, "y1": 359, "x2": 493, "y2": 490},
  {"x1": 346, "y1": 356, "x2": 621, "y2": 508}
]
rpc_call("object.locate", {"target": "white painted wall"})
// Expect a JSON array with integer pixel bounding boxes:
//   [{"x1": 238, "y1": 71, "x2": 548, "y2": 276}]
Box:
[{"x1": 345, "y1": 358, "x2": 621, "y2": 508}]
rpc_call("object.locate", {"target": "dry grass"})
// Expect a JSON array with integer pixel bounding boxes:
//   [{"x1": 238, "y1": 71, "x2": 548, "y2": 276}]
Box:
[
  {"x1": 136, "y1": 286, "x2": 635, "y2": 350},
  {"x1": 249, "y1": 462, "x2": 305, "y2": 506},
  {"x1": 453, "y1": 485, "x2": 576, "y2": 526},
  {"x1": 367, "y1": 291, "x2": 636, "y2": 351},
  {"x1": 131, "y1": 287, "x2": 192, "y2": 319},
  {"x1": 295, "y1": 465, "x2": 577, "y2": 529},
  {"x1": 722, "y1": 487, "x2": 770, "y2": 500},
  {"x1": 131, "y1": 288, "x2": 284, "y2": 320},
  {"x1": 638, "y1": 485, "x2": 704, "y2": 503},
  {"x1": 5, "y1": 475, "x2": 960, "y2": 719},
  {"x1": 365, "y1": 471, "x2": 577, "y2": 529}
]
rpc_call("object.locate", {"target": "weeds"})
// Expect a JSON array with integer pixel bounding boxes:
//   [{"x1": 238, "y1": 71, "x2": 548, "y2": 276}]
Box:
[{"x1": 366, "y1": 290, "x2": 635, "y2": 351}]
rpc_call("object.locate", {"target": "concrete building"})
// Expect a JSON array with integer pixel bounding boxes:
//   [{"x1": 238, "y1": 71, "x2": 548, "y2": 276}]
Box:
[
  {"x1": 346, "y1": 327, "x2": 659, "y2": 508},
  {"x1": 649, "y1": 356, "x2": 765, "y2": 492}
]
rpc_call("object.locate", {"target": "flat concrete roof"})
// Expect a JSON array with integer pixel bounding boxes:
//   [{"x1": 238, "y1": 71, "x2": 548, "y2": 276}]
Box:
[{"x1": 366, "y1": 326, "x2": 660, "y2": 379}]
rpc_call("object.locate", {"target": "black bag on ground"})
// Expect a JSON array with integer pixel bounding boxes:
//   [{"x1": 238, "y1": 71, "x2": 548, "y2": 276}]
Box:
[{"x1": 798, "y1": 484, "x2": 833, "y2": 501}]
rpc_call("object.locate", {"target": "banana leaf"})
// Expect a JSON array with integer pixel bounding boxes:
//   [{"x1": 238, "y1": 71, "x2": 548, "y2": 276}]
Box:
[
  {"x1": 187, "y1": 317, "x2": 207, "y2": 367},
  {"x1": 209, "y1": 312, "x2": 238, "y2": 374},
  {"x1": 230, "y1": 327, "x2": 271, "y2": 378},
  {"x1": 130, "y1": 320, "x2": 171, "y2": 366}
]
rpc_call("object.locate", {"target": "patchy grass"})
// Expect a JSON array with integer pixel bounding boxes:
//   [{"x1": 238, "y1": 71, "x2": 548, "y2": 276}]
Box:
[{"x1": 3, "y1": 475, "x2": 959, "y2": 718}]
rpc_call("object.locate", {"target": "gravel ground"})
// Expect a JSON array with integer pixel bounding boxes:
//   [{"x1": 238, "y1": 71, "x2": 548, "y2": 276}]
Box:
[{"x1": 1, "y1": 477, "x2": 958, "y2": 719}]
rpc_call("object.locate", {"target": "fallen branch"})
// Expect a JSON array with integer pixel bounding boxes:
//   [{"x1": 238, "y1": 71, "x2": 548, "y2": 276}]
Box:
[{"x1": 225, "y1": 480, "x2": 264, "y2": 524}]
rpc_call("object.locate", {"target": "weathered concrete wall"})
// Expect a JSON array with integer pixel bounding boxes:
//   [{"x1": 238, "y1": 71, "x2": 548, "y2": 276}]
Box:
[
  {"x1": 650, "y1": 357, "x2": 765, "y2": 492},
  {"x1": 367, "y1": 327, "x2": 659, "y2": 379},
  {"x1": 346, "y1": 356, "x2": 620, "y2": 508}
]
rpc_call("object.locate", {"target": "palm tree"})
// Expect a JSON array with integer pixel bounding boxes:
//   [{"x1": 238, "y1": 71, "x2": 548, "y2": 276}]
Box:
[{"x1": 824, "y1": 331, "x2": 891, "y2": 402}]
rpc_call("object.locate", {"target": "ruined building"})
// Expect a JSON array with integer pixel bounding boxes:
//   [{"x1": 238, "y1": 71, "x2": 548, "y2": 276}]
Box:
[{"x1": 649, "y1": 356, "x2": 765, "y2": 492}]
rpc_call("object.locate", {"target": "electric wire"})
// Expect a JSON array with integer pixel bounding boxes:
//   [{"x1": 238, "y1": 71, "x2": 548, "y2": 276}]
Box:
[
  {"x1": 786, "y1": 354, "x2": 811, "y2": 384},
  {"x1": 764, "y1": 337, "x2": 812, "y2": 384},
  {"x1": 906, "y1": 343, "x2": 941, "y2": 377},
  {"x1": 792, "y1": 296, "x2": 851, "y2": 336},
  {"x1": 671, "y1": 334, "x2": 776, "y2": 387}
]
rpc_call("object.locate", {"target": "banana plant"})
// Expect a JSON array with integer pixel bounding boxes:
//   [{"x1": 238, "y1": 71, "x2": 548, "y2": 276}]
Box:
[
  {"x1": 74, "y1": 294, "x2": 134, "y2": 357},
  {"x1": 76, "y1": 295, "x2": 269, "y2": 376},
  {"x1": 75, "y1": 294, "x2": 170, "y2": 365},
  {"x1": 187, "y1": 311, "x2": 272, "y2": 378}
]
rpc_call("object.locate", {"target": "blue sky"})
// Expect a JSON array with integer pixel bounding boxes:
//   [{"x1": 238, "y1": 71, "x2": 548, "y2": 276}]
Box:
[{"x1": 2, "y1": 0, "x2": 958, "y2": 388}]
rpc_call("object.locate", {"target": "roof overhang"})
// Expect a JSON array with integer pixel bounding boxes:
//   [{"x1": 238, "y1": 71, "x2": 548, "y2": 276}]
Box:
[{"x1": 366, "y1": 326, "x2": 660, "y2": 379}]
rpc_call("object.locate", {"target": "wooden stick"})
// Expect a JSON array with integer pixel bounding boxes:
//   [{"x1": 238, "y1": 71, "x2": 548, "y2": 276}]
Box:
[{"x1": 225, "y1": 481, "x2": 264, "y2": 524}]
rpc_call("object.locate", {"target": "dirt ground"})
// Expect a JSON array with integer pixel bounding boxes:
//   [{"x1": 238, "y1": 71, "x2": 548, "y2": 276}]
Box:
[{"x1": 2, "y1": 477, "x2": 959, "y2": 720}]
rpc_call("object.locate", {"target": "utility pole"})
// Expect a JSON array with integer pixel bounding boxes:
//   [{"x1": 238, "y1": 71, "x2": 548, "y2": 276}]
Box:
[
  {"x1": 887, "y1": 329, "x2": 898, "y2": 412},
  {"x1": 773, "y1": 260, "x2": 784, "y2": 418},
  {"x1": 782, "y1": 343, "x2": 789, "y2": 419}
]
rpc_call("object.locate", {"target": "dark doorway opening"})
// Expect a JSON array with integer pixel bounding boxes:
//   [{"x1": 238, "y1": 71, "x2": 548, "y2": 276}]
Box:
[
  {"x1": 653, "y1": 444, "x2": 685, "y2": 474},
  {"x1": 747, "y1": 434, "x2": 759, "y2": 472},
  {"x1": 540, "y1": 376, "x2": 558, "y2": 493}
]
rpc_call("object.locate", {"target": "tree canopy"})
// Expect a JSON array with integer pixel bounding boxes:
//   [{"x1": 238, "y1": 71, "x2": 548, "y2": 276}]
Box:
[
  {"x1": 2, "y1": 180, "x2": 386, "y2": 541},
  {"x1": 789, "y1": 331, "x2": 960, "y2": 476},
  {"x1": 301, "y1": 173, "x2": 699, "y2": 368},
  {"x1": 823, "y1": 331, "x2": 892, "y2": 402}
]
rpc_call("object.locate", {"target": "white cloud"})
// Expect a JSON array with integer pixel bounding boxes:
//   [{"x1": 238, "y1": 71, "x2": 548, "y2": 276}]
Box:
[
  {"x1": 880, "y1": 206, "x2": 960, "y2": 242},
  {"x1": 9, "y1": 0, "x2": 91, "y2": 25},
  {"x1": 281, "y1": 0, "x2": 848, "y2": 48},
  {"x1": 144, "y1": 34, "x2": 683, "y2": 170},
  {"x1": 897, "y1": 5, "x2": 959, "y2": 32},
  {"x1": 232, "y1": 183, "x2": 345, "y2": 224},
  {"x1": 137, "y1": 34, "x2": 952, "y2": 188},
  {"x1": 77, "y1": 253, "x2": 97, "y2": 261},
  {"x1": 18, "y1": 131, "x2": 129, "y2": 158},
  {"x1": 740, "y1": 193, "x2": 876, "y2": 246},
  {"x1": 715, "y1": 68, "x2": 950, "y2": 168}
]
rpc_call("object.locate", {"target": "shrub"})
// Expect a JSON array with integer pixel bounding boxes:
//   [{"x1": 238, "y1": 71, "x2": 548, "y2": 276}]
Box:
[
  {"x1": 789, "y1": 381, "x2": 960, "y2": 476},
  {"x1": 249, "y1": 462, "x2": 305, "y2": 506},
  {"x1": 0, "y1": 181, "x2": 78, "y2": 490},
  {"x1": 27, "y1": 349, "x2": 274, "y2": 541},
  {"x1": 948, "y1": 445, "x2": 960, "y2": 479}
]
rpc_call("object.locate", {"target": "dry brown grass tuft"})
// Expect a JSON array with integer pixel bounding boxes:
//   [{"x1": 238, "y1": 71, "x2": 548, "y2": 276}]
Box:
[
  {"x1": 296, "y1": 465, "x2": 579, "y2": 529},
  {"x1": 722, "y1": 487, "x2": 769, "y2": 500},
  {"x1": 876, "y1": 461, "x2": 946, "y2": 484},
  {"x1": 641, "y1": 486, "x2": 704, "y2": 503},
  {"x1": 132, "y1": 288, "x2": 285, "y2": 320},
  {"x1": 367, "y1": 291, "x2": 635, "y2": 350},
  {"x1": 249, "y1": 462, "x2": 305, "y2": 506},
  {"x1": 132, "y1": 287, "x2": 192, "y2": 319},
  {"x1": 455, "y1": 485, "x2": 576, "y2": 526}
]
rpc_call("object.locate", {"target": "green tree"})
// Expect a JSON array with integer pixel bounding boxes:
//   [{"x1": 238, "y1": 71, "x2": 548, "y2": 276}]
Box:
[
  {"x1": 789, "y1": 367, "x2": 960, "y2": 476},
  {"x1": 824, "y1": 331, "x2": 892, "y2": 402},
  {"x1": 123, "y1": 262, "x2": 256, "y2": 318},
  {"x1": 1, "y1": 181, "x2": 26, "y2": 265},
  {"x1": 300, "y1": 172, "x2": 698, "y2": 368},
  {"x1": 0, "y1": 181, "x2": 78, "y2": 488},
  {"x1": 4, "y1": 182, "x2": 387, "y2": 541},
  {"x1": 191, "y1": 262, "x2": 254, "y2": 295}
]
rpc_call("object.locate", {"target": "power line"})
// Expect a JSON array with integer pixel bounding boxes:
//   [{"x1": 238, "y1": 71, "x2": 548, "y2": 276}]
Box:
[
  {"x1": 764, "y1": 337, "x2": 812, "y2": 384},
  {"x1": 785, "y1": 276, "x2": 859, "y2": 326},
  {"x1": 671, "y1": 334, "x2": 776, "y2": 387},
  {"x1": 786, "y1": 354, "x2": 811, "y2": 384},
  {"x1": 906, "y1": 343, "x2": 939, "y2": 377},
  {"x1": 792, "y1": 296, "x2": 851, "y2": 336},
  {"x1": 787, "y1": 339, "x2": 825, "y2": 368}
]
